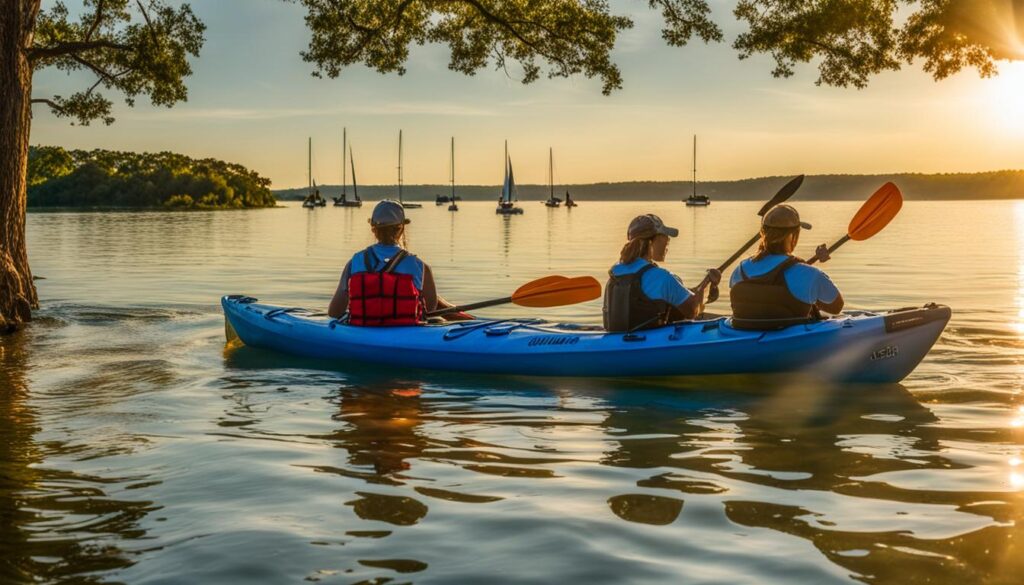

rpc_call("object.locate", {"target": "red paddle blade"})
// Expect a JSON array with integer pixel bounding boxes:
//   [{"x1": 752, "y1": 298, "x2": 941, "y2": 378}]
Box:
[
  {"x1": 512, "y1": 276, "x2": 602, "y2": 308},
  {"x1": 849, "y1": 182, "x2": 902, "y2": 241}
]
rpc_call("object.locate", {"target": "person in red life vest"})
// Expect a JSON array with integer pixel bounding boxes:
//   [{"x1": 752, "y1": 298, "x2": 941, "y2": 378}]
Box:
[
  {"x1": 728, "y1": 204, "x2": 844, "y2": 330},
  {"x1": 328, "y1": 200, "x2": 455, "y2": 324}
]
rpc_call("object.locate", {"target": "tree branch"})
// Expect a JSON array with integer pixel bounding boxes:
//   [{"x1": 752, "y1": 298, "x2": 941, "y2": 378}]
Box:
[
  {"x1": 343, "y1": 0, "x2": 416, "y2": 61},
  {"x1": 458, "y1": 0, "x2": 571, "y2": 71},
  {"x1": 70, "y1": 53, "x2": 119, "y2": 84},
  {"x1": 27, "y1": 40, "x2": 132, "y2": 62},
  {"x1": 136, "y1": 0, "x2": 160, "y2": 45},
  {"x1": 31, "y1": 98, "x2": 67, "y2": 114},
  {"x1": 86, "y1": 0, "x2": 106, "y2": 41}
]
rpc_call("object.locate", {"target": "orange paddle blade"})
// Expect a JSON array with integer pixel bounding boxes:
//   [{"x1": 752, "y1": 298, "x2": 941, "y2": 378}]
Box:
[
  {"x1": 849, "y1": 182, "x2": 902, "y2": 241},
  {"x1": 515, "y1": 275, "x2": 569, "y2": 294},
  {"x1": 511, "y1": 276, "x2": 602, "y2": 308}
]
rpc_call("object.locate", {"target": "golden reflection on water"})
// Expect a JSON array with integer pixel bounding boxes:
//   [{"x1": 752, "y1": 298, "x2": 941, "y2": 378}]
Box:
[
  {"x1": 1015, "y1": 202, "x2": 1024, "y2": 335},
  {"x1": 17, "y1": 202, "x2": 1024, "y2": 583}
]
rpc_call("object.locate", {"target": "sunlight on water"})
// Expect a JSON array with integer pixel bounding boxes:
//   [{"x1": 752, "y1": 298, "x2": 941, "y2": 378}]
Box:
[
  {"x1": 4, "y1": 201, "x2": 1024, "y2": 584},
  {"x1": 1015, "y1": 202, "x2": 1024, "y2": 336}
]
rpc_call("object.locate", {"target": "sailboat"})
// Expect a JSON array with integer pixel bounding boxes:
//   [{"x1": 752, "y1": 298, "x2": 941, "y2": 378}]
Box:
[
  {"x1": 565, "y1": 190, "x2": 577, "y2": 208},
  {"x1": 349, "y1": 145, "x2": 360, "y2": 207},
  {"x1": 302, "y1": 137, "x2": 326, "y2": 208},
  {"x1": 333, "y1": 128, "x2": 362, "y2": 207},
  {"x1": 685, "y1": 134, "x2": 711, "y2": 206},
  {"x1": 496, "y1": 141, "x2": 524, "y2": 215},
  {"x1": 543, "y1": 147, "x2": 561, "y2": 207},
  {"x1": 448, "y1": 137, "x2": 459, "y2": 211},
  {"x1": 397, "y1": 130, "x2": 422, "y2": 209}
]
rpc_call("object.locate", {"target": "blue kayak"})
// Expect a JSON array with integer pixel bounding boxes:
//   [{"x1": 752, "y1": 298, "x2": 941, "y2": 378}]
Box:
[{"x1": 222, "y1": 295, "x2": 950, "y2": 383}]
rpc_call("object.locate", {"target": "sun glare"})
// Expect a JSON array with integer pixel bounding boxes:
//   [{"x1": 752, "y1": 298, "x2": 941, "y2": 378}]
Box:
[
  {"x1": 985, "y1": 61, "x2": 1024, "y2": 134},
  {"x1": 1014, "y1": 203, "x2": 1024, "y2": 335}
]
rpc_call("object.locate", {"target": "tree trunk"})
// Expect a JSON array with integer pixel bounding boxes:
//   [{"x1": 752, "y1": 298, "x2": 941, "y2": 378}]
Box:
[{"x1": 0, "y1": 1, "x2": 40, "y2": 333}]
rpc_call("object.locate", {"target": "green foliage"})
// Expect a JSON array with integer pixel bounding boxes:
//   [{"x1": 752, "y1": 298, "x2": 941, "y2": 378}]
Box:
[
  {"x1": 299, "y1": 0, "x2": 635, "y2": 95},
  {"x1": 163, "y1": 194, "x2": 194, "y2": 208},
  {"x1": 30, "y1": 0, "x2": 206, "y2": 125},
  {"x1": 733, "y1": 0, "x2": 1022, "y2": 88},
  {"x1": 25, "y1": 0, "x2": 1024, "y2": 121},
  {"x1": 26, "y1": 146, "x2": 75, "y2": 187},
  {"x1": 27, "y1": 146, "x2": 276, "y2": 210},
  {"x1": 296, "y1": 0, "x2": 1022, "y2": 92}
]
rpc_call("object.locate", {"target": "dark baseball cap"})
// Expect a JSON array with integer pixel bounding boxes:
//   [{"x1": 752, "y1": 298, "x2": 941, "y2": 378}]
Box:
[
  {"x1": 369, "y1": 200, "x2": 410, "y2": 227},
  {"x1": 627, "y1": 214, "x2": 679, "y2": 240},
  {"x1": 762, "y1": 204, "x2": 811, "y2": 230}
]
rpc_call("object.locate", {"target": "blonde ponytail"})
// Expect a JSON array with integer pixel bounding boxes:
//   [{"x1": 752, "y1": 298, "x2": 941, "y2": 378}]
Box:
[
  {"x1": 619, "y1": 237, "x2": 653, "y2": 264},
  {"x1": 753, "y1": 226, "x2": 800, "y2": 261}
]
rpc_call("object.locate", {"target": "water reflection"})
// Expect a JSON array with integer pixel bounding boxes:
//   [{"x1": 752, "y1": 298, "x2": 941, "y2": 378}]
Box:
[
  {"x1": 325, "y1": 384, "x2": 432, "y2": 482},
  {"x1": 0, "y1": 328, "x2": 158, "y2": 583}
]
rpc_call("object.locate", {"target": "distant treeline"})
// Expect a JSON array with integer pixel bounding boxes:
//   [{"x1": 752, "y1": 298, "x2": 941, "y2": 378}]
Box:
[
  {"x1": 276, "y1": 171, "x2": 1024, "y2": 202},
  {"x1": 28, "y1": 146, "x2": 277, "y2": 210}
]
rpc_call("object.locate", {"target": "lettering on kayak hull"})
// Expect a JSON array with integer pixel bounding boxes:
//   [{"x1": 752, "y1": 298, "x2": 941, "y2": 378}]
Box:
[{"x1": 871, "y1": 345, "x2": 899, "y2": 361}]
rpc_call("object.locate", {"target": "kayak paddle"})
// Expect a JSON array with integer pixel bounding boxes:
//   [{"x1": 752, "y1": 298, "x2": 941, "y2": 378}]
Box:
[
  {"x1": 427, "y1": 275, "x2": 602, "y2": 317},
  {"x1": 698, "y1": 174, "x2": 805, "y2": 302},
  {"x1": 715, "y1": 174, "x2": 805, "y2": 273},
  {"x1": 807, "y1": 182, "x2": 902, "y2": 265}
]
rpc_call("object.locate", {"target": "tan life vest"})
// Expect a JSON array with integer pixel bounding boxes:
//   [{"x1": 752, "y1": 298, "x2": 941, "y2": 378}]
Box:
[{"x1": 729, "y1": 256, "x2": 817, "y2": 330}]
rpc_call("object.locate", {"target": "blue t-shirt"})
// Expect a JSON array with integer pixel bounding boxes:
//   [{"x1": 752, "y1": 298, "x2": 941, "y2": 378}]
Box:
[
  {"x1": 610, "y1": 259, "x2": 693, "y2": 307},
  {"x1": 339, "y1": 244, "x2": 425, "y2": 292},
  {"x1": 729, "y1": 254, "x2": 840, "y2": 305}
]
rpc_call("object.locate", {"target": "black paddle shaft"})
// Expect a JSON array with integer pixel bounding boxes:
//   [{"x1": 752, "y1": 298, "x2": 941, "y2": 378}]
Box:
[
  {"x1": 717, "y1": 233, "x2": 759, "y2": 272},
  {"x1": 426, "y1": 296, "x2": 513, "y2": 318},
  {"x1": 807, "y1": 235, "x2": 851, "y2": 266},
  {"x1": 714, "y1": 175, "x2": 805, "y2": 273},
  {"x1": 697, "y1": 175, "x2": 806, "y2": 294}
]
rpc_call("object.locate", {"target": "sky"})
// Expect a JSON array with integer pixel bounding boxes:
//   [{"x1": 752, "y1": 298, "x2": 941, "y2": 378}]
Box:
[{"x1": 30, "y1": 0, "x2": 1024, "y2": 189}]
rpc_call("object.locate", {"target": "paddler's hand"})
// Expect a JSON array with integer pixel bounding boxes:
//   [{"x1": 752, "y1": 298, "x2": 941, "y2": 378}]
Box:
[
  {"x1": 814, "y1": 244, "x2": 832, "y2": 264},
  {"x1": 702, "y1": 269, "x2": 722, "y2": 304},
  {"x1": 706, "y1": 284, "x2": 720, "y2": 304}
]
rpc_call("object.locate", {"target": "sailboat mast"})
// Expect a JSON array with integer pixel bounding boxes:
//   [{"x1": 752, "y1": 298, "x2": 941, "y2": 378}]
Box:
[
  {"x1": 398, "y1": 130, "x2": 403, "y2": 202},
  {"x1": 692, "y1": 134, "x2": 697, "y2": 198},
  {"x1": 342, "y1": 128, "x2": 347, "y2": 197},
  {"x1": 350, "y1": 147, "x2": 358, "y2": 202},
  {"x1": 502, "y1": 140, "x2": 508, "y2": 204},
  {"x1": 450, "y1": 137, "x2": 455, "y2": 199},
  {"x1": 549, "y1": 147, "x2": 553, "y2": 200},
  {"x1": 308, "y1": 137, "x2": 312, "y2": 193}
]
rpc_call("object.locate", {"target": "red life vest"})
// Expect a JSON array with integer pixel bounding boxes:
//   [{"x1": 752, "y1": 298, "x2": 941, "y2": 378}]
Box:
[{"x1": 348, "y1": 247, "x2": 424, "y2": 327}]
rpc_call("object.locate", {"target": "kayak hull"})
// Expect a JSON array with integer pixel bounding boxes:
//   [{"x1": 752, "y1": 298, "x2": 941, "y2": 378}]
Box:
[{"x1": 221, "y1": 296, "x2": 950, "y2": 383}]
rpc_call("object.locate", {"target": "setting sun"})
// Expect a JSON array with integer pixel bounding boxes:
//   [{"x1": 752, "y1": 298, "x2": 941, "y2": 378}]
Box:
[{"x1": 986, "y1": 61, "x2": 1024, "y2": 134}]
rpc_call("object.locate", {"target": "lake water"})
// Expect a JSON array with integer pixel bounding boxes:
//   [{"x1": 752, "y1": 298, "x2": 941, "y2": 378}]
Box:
[{"x1": 2, "y1": 200, "x2": 1022, "y2": 584}]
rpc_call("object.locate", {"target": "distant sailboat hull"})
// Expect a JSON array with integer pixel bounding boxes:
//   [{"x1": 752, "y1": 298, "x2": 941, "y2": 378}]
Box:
[
  {"x1": 496, "y1": 203, "x2": 524, "y2": 215},
  {"x1": 333, "y1": 197, "x2": 362, "y2": 208}
]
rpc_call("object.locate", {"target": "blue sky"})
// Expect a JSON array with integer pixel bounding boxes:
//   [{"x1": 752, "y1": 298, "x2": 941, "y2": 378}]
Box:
[{"x1": 30, "y1": 0, "x2": 1024, "y2": 188}]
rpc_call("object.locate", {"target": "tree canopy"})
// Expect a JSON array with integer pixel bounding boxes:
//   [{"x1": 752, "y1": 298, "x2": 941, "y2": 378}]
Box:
[
  {"x1": 30, "y1": 0, "x2": 205, "y2": 125},
  {"x1": 27, "y1": 146, "x2": 277, "y2": 209},
  {"x1": 296, "y1": 0, "x2": 1024, "y2": 95},
  {"x1": 30, "y1": 1, "x2": 1024, "y2": 126}
]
